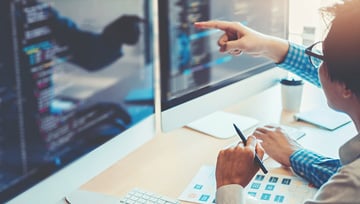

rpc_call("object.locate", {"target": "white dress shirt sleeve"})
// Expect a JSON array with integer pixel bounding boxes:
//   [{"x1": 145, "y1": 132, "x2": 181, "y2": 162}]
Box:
[{"x1": 216, "y1": 184, "x2": 259, "y2": 204}]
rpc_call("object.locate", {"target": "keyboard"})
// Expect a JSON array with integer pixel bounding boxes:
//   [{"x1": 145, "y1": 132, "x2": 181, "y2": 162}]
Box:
[
  {"x1": 119, "y1": 188, "x2": 180, "y2": 204},
  {"x1": 279, "y1": 125, "x2": 306, "y2": 140},
  {"x1": 252, "y1": 123, "x2": 306, "y2": 141}
]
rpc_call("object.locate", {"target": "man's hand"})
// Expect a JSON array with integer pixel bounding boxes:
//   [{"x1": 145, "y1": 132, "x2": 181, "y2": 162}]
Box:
[
  {"x1": 216, "y1": 136, "x2": 264, "y2": 189},
  {"x1": 194, "y1": 20, "x2": 289, "y2": 63},
  {"x1": 252, "y1": 126, "x2": 302, "y2": 167}
]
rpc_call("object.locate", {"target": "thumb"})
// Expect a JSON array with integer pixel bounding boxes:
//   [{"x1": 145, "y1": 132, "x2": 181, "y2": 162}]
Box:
[
  {"x1": 247, "y1": 136, "x2": 265, "y2": 161},
  {"x1": 225, "y1": 38, "x2": 246, "y2": 52},
  {"x1": 255, "y1": 142, "x2": 265, "y2": 159},
  {"x1": 246, "y1": 135, "x2": 257, "y2": 152}
]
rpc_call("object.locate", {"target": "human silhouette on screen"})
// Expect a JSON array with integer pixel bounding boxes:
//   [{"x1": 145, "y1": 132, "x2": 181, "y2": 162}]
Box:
[{"x1": 0, "y1": 0, "x2": 144, "y2": 174}]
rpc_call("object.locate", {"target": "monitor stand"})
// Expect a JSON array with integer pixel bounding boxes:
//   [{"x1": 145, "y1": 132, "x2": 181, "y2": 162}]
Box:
[
  {"x1": 61, "y1": 190, "x2": 120, "y2": 204},
  {"x1": 186, "y1": 111, "x2": 259, "y2": 139}
]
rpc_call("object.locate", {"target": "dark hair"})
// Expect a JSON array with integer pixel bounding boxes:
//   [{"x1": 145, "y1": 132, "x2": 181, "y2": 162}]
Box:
[{"x1": 321, "y1": 0, "x2": 360, "y2": 97}]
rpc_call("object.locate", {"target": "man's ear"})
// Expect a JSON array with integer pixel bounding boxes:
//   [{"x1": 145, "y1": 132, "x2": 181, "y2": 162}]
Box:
[{"x1": 341, "y1": 83, "x2": 353, "y2": 99}]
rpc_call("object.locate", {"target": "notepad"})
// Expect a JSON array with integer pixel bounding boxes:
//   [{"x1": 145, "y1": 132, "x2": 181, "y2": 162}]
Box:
[
  {"x1": 186, "y1": 111, "x2": 259, "y2": 139},
  {"x1": 64, "y1": 189, "x2": 120, "y2": 204},
  {"x1": 294, "y1": 107, "x2": 351, "y2": 131}
]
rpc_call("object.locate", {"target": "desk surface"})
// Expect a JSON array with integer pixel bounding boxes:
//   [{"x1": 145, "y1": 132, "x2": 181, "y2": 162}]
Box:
[{"x1": 80, "y1": 83, "x2": 356, "y2": 202}]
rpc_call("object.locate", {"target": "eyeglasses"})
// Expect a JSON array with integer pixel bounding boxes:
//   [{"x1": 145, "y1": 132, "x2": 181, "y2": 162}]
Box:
[{"x1": 305, "y1": 41, "x2": 324, "y2": 68}]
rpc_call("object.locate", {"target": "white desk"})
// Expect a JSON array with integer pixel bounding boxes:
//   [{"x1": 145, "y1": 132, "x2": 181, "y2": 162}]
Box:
[{"x1": 79, "y1": 83, "x2": 356, "y2": 202}]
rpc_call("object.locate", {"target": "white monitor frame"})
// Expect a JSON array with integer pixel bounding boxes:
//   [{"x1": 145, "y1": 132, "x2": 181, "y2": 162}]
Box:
[
  {"x1": 8, "y1": 115, "x2": 155, "y2": 204},
  {"x1": 157, "y1": 0, "x2": 289, "y2": 133}
]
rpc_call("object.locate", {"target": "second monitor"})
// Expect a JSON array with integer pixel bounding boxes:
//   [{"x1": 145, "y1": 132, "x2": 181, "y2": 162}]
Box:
[{"x1": 158, "y1": 0, "x2": 289, "y2": 133}]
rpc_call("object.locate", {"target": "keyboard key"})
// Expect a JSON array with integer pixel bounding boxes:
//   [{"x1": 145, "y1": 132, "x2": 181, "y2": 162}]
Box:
[
  {"x1": 254, "y1": 123, "x2": 306, "y2": 140},
  {"x1": 279, "y1": 125, "x2": 306, "y2": 140},
  {"x1": 119, "y1": 188, "x2": 180, "y2": 204}
]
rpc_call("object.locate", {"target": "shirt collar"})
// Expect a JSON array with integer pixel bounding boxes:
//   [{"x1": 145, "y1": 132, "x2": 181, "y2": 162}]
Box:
[{"x1": 339, "y1": 133, "x2": 360, "y2": 165}]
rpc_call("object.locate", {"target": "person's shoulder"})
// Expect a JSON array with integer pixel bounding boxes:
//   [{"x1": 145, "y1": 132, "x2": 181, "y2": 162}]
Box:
[{"x1": 337, "y1": 158, "x2": 360, "y2": 184}]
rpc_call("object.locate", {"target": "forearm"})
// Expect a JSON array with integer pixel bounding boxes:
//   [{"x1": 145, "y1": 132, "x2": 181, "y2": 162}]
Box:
[
  {"x1": 276, "y1": 43, "x2": 321, "y2": 87},
  {"x1": 262, "y1": 35, "x2": 289, "y2": 64},
  {"x1": 290, "y1": 149, "x2": 341, "y2": 188},
  {"x1": 256, "y1": 36, "x2": 322, "y2": 87}
]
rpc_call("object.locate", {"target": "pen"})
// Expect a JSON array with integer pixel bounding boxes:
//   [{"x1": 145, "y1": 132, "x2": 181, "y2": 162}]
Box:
[{"x1": 233, "y1": 123, "x2": 268, "y2": 174}]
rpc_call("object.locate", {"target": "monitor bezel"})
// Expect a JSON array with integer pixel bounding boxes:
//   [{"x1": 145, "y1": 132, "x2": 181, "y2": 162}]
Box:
[
  {"x1": 158, "y1": 0, "x2": 289, "y2": 132},
  {"x1": 7, "y1": 115, "x2": 155, "y2": 204},
  {"x1": 3, "y1": 0, "x2": 155, "y2": 202}
]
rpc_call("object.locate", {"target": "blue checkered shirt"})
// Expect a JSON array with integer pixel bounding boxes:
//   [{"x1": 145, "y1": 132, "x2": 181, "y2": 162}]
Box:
[
  {"x1": 277, "y1": 43, "x2": 342, "y2": 188},
  {"x1": 278, "y1": 42, "x2": 321, "y2": 87}
]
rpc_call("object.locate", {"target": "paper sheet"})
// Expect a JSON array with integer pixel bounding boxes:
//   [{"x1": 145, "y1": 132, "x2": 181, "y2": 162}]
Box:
[
  {"x1": 179, "y1": 165, "x2": 317, "y2": 204},
  {"x1": 186, "y1": 111, "x2": 259, "y2": 139},
  {"x1": 294, "y1": 107, "x2": 351, "y2": 130}
]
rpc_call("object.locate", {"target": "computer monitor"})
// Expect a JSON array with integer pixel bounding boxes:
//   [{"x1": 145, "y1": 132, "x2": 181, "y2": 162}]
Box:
[
  {"x1": 158, "y1": 0, "x2": 289, "y2": 133},
  {"x1": 1, "y1": 0, "x2": 154, "y2": 203}
]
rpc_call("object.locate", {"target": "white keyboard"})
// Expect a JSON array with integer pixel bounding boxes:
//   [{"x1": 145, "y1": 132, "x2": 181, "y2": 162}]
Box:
[
  {"x1": 119, "y1": 188, "x2": 180, "y2": 204},
  {"x1": 280, "y1": 125, "x2": 306, "y2": 140},
  {"x1": 251, "y1": 123, "x2": 306, "y2": 141}
]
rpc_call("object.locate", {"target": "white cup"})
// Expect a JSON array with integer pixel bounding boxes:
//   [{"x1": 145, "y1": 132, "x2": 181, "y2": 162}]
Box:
[{"x1": 280, "y1": 78, "x2": 304, "y2": 112}]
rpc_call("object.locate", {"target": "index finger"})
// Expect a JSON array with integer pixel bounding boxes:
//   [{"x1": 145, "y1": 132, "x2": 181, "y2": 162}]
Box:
[{"x1": 194, "y1": 20, "x2": 239, "y2": 31}]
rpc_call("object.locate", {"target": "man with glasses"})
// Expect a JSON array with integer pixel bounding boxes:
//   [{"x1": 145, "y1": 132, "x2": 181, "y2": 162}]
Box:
[{"x1": 195, "y1": 0, "x2": 360, "y2": 203}]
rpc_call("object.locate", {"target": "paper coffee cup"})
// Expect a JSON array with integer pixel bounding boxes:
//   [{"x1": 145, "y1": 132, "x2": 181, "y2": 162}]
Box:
[{"x1": 280, "y1": 78, "x2": 304, "y2": 112}]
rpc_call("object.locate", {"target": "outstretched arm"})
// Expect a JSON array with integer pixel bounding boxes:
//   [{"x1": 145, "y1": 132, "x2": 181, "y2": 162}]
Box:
[
  {"x1": 194, "y1": 20, "x2": 289, "y2": 63},
  {"x1": 194, "y1": 20, "x2": 321, "y2": 87}
]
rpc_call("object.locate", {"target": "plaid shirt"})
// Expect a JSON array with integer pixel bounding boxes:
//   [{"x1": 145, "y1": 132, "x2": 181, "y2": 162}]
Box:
[
  {"x1": 277, "y1": 43, "x2": 342, "y2": 188},
  {"x1": 278, "y1": 42, "x2": 321, "y2": 87}
]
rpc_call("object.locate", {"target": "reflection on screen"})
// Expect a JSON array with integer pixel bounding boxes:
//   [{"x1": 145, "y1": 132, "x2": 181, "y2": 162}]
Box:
[
  {"x1": 161, "y1": 0, "x2": 287, "y2": 107},
  {"x1": 0, "y1": 0, "x2": 153, "y2": 202}
]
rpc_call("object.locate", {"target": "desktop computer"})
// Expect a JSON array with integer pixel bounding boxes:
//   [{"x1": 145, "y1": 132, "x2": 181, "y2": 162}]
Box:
[
  {"x1": 158, "y1": 0, "x2": 289, "y2": 133},
  {"x1": 0, "y1": 0, "x2": 154, "y2": 203}
]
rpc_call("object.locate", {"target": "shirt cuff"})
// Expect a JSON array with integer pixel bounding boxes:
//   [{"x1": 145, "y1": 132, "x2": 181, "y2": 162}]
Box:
[
  {"x1": 289, "y1": 149, "x2": 306, "y2": 176},
  {"x1": 216, "y1": 184, "x2": 245, "y2": 204},
  {"x1": 277, "y1": 42, "x2": 301, "y2": 66}
]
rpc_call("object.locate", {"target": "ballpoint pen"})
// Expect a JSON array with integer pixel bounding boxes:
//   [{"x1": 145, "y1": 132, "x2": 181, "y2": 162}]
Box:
[{"x1": 233, "y1": 123, "x2": 268, "y2": 174}]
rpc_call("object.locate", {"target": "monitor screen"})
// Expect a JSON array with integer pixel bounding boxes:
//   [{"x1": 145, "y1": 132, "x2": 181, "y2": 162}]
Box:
[
  {"x1": 158, "y1": 0, "x2": 289, "y2": 132},
  {"x1": 0, "y1": 0, "x2": 154, "y2": 202}
]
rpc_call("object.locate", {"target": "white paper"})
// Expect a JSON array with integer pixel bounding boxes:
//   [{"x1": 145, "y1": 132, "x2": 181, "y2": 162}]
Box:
[
  {"x1": 295, "y1": 107, "x2": 351, "y2": 130},
  {"x1": 186, "y1": 111, "x2": 259, "y2": 139},
  {"x1": 179, "y1": 165, "x2": 317, "y2": 204}
]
